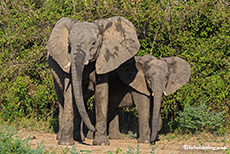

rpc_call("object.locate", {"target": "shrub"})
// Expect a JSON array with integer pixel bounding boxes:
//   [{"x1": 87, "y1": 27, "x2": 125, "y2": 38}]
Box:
[
  {"x1": 0, "y1": 125, "x2": 46, "y2": 153},
  {"x1": 176, "y1": 101, "x2": 226, "y2": 135},
  {"x1": 0, "y1": 75, "x2": 56, "y2": 122}
]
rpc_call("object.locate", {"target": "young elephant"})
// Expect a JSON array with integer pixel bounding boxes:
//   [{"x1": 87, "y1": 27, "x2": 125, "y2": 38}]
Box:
[{"x1": 87, "y1": 55, "x2": 191, "y2": 143}]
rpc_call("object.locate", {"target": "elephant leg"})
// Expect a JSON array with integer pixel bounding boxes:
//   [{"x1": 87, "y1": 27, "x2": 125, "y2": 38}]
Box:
[
  {"x1": 133, "y1": 92, "x2": 150, "y2": 143},
  {"x1": 57, "y1": 91, "x2": 64, "y2": 140},
  {"x1": 93, "y1": 74, "x2": 110, "y2": 146},
  {"x1": 51, "y1": 79, "x2": 64, "y2": 140},
  {"x1": 87, "y1": 128, "x2": 94, "y2": 139},
  {"x1": 108, "y1": 109, "x2": 124, "y2": 140},
  {"x1": 49, "y1": 56, "x2": 65, "y2": 141},
  {"x1": 58, "y1": 73, "x2": 75, "y2": 145}
]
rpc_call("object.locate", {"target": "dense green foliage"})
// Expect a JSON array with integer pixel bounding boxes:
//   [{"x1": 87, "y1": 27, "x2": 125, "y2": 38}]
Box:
[
  {"x1": 0, "y1": 0, "x2": 229, "y2": 133},
  {"x1": 176, "y1": 102, "x2": 226, "y2": 135}
]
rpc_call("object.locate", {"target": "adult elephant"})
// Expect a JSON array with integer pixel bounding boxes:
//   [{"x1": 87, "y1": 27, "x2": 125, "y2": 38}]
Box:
[
  {"x1": 86, "y1": 55, "x2": 191, "y2": 143},
  {"x1": 47, "y1": 16, "x2": 140, "y2": 145}
]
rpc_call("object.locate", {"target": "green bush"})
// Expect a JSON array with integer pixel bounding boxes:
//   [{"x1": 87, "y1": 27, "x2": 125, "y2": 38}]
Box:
[
  {"x1": 0, "y1": 125, "x2": 46, "y2": 153},
  {"x1": 176, "y1": 102, "x2": 226, "y2": 135},
  {"x1": 0, "y1": 75, "x2": 56, "y2": 122},
  {"x1": 0, "y1": 0, "x2": 229, "y2": 132}
]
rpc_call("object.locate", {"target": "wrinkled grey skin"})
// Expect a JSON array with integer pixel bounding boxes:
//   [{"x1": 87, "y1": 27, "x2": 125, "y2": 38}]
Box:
[
  {"x1": 47, "y1": 16, "x2": 140, "y2": 145},
  {"x1": 85, "y1": 55, "x2": 191, "y2": 143}
]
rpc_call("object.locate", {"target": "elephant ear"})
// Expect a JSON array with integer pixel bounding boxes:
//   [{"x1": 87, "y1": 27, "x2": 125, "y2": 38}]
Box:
[
  {"x1": 95, "y1": 16, "x2": 140, "y2": 74},
  {"x1": 117, "y1": 57, "x2": 150, "y2": 96},
  {"x1": 162, "y1": 57, "x2": 191, "y2": 96},
  {"x1": 47, "y1": 17, "x2": 78, "y2": 72}
]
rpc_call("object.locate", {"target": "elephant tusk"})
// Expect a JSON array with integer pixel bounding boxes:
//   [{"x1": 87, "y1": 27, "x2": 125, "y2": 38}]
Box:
[
  {"x1": 152, "y1": 92, "x2": 154, "y2": 96},
  {"x1": 64, "y1": 62, "x2": 71, "y2": 68},
  {"x1": 84, "y1": 60, "x2": 89, "y2": 65},
  {"x1": 164, "y1": 91, "x2": 167, "y2": 95}
]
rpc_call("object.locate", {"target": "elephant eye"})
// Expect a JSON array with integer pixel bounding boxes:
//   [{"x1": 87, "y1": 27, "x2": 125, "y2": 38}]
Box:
[
  {"x1": 147, "y1": 75, "x2": 152, "y2": 82},
  {"x1": 165, "y1": 74, "x2": 169, "y2": 81},
  {"x1": 165, "y1": 74, "x2": 169, "y2": 85},
  {"x1": 91, "y1": 41, "x2": 96, "y2": 46}
]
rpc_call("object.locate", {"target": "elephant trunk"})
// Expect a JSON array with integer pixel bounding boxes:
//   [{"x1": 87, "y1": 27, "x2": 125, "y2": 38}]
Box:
[
  {"x1": 150, "y1": 80, "x2": 162, "y2": 142},
  {"x1": 71, "y1": 49, "x2": 95, "y2": 132}
]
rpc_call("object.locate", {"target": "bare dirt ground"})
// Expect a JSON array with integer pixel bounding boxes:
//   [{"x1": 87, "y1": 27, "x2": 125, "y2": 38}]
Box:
[{"x1": 18, "y1": 130, "x2": 230, "y2": 154}]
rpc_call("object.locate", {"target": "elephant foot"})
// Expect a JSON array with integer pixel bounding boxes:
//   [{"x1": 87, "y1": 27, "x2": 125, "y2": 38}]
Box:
[
  {"x1": 92, "y1": 135, "x2": 110, "y2": 146},
  {"x1": 58, "y1": 127, "x2": 75, "y2": 145},
  {"x1": 137, "y1": 137, "x2": 150, "y2": 144},
  {"x1": 108, "y1": 132, "x2": 124, "y2": 140},
  {"x1": 150, "y1": 131, "x2": 158, "y2": 143},
  {"x1": 56, "y1": 131, "x2": 61, "y2": 140},
  {"x1": 87, "y1": 131, "x2": 94, "y2": 139},
  {"x1": 58, "y1": 138, "x2": 75, "y2": 145}
]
